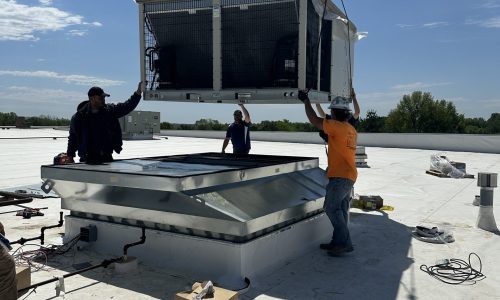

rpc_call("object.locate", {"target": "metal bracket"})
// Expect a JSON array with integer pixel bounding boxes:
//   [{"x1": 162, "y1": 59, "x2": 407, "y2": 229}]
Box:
[{"x1": 41, "y1": 179, "x2": 54, "y2": 194}]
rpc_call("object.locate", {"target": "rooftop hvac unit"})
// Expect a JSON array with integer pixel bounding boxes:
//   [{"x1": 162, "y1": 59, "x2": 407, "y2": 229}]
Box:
[
  {"x1": 118, "y1": 111, "x2": 160, "y2": 140},
  {"x1": 136, "y1": 0, "x2": 360, "y2": 104}
]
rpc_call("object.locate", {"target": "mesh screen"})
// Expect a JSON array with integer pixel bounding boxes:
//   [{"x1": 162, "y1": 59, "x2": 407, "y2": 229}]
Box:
[
  {"x1": 144, "y1": 0, "x2": 213, "y2": 90},
  {"x1": 305, "y1": 0, "x2": 319, "y2": 89},
  {"x1": 319, "y1": 20, "x2": 331, "y2": 92},
  {"x1": 221, "y1": 0, "x2": 299, "y2": 89}
]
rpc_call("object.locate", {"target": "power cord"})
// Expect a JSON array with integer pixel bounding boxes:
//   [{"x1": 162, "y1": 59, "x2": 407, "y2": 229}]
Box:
[
  {"x1": 420, "y1": 253, "x2": 486, "y2": 285},
  {"x1": 12, "y1": 234, "x2": 81, "y2": 271}
]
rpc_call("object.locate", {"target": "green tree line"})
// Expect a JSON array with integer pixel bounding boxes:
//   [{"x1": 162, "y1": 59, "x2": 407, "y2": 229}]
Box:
[
  {"x1": 0, "y1": 112, "x2": 70, "y2": 126},
  {"x1": 355, "y1": 91, "x2": 500, "y2": 134},
  {"x1": 161, "y1": 118, "x2": 317, "y2": 132},
  {"x1": 2, "y1": 91, "x2": 500, "y2": 133}
]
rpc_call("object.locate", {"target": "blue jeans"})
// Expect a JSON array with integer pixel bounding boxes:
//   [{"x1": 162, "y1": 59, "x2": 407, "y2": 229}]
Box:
[{"x1": 325, "y1": 177, "x2": 354, "y2": 247}]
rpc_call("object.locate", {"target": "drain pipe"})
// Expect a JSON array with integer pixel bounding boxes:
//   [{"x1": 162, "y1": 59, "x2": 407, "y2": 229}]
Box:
[
  {"x1": 17, "y1": 257, "x2": 121, "y2": 294},
  {"x1": 123, "y1": 227, "x2": 146, "y2": 258},
  {"x1": 10, "y1": 212, "x2": 64, "y2": 245},
  {"x1": 40, "y1": 211, "x2": 64, "y2": 244},
  {"x1": 476, "y1": 172, "x2": 498, "y2": 232},
  {"x1": 115, "y1": 227, "x2": 146, "y2": 273},
  {"x1": 17, "y1": 229, "x2": 147, "y2": 294}
]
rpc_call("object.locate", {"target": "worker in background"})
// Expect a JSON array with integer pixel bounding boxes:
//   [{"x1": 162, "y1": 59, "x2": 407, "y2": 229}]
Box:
[
  {"x1": 65, "y1": 81, "x2": 145, "y2": 164},
  {"x1": 315, "y1": 88, "x2": 360, "y2": 127},
  {"x1": 0, "y1": 222, "x2": 17, "y2": 300},
  {"x1": 222, "y1": 103, "x2": 252, "y2": 154},
  {"x1": 300, "y1": 89, "x2": 357, "y2": 256},
  {"x1": 316, "y1": 88, "x2": 359, "y2": 143}
]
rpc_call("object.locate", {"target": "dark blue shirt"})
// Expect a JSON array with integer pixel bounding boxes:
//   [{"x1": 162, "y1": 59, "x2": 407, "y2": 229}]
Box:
[{"x1": 226, "y1": 121, "x2": 251, "y2": 154}]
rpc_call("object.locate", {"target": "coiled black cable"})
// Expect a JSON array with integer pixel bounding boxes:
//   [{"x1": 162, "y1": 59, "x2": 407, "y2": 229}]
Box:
[{"x1": 420, "y1": 253, "x2": 486, "y2": 285}]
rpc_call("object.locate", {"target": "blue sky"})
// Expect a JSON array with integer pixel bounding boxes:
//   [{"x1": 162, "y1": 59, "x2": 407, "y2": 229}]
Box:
[{"x1": 0, "y1": 0, "x2": 499, "y2": 123}]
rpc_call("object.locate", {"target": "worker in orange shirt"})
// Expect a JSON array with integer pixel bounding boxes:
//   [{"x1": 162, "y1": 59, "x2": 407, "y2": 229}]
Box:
[{"x1": 300, "y1": 90, "x2": 357, "y2": 256}]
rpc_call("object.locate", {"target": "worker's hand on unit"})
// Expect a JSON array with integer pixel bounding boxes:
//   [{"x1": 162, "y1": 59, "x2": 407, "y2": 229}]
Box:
[
  {"x1": 136, "y1": 81, "x2": 146, "y2": 95},
  {"x1": 298, "y1": 89, "x2": 309, "y2": 102}
]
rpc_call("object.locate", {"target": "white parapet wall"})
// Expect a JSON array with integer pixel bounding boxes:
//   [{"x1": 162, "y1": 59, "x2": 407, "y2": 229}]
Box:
[{"x1": 161, "y1": 130, "x2": 500, "y2": 154}]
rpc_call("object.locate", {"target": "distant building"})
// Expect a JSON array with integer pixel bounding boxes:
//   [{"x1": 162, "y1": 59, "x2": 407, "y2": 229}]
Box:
[
  {"x1": 118, "y1": 111, "x2": 160, "y2": 140},
  {"x1": 15, "y1": 117, "x2": 30, "y2": 128}
]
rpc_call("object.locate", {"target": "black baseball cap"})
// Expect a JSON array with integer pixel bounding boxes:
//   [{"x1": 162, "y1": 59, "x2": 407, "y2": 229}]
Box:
[{"x1": 88, "y1": 86, "x2": 110, "y2": 97}]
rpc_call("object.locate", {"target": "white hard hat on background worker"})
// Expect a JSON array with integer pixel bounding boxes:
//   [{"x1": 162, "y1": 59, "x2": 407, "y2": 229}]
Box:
[{"x1": 328, "y1": 96, "x2": 351, "y2": 111}]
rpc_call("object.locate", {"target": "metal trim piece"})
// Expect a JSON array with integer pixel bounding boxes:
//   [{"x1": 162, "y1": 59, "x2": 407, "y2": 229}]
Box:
[
  {"x1": 143, "y1": 88, "x2": 330, "y2": 102},
  {"x1": 41, "y1": 153, "x2": 319, "y2": 192}
]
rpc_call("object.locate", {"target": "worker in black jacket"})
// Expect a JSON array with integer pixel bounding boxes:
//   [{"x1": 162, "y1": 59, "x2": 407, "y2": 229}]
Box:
[{"x1": 66, "y1": 81, "x2": 145, "y2": 164}]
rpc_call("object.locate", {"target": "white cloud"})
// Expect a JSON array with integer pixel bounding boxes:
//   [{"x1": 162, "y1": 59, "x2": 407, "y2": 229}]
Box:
[
  {"x1": 0, "y1": 0, "x2": 101, "y2": 41},
  {"x1": 480, "y1": 0, "x2": 500, "y2": 8},
  {"x1": 0, "y1": 86, "x2": 83, "y2": 105},
  {"x1": 67, "y1": 29, "x2": 87, "y2": 37},
  {"x1": 422, "y1": 22, "x2": 449, "y2": 28},
  {"x1": 466, "y1": 16, "x2": 500, "y2": 28},
  {"x1": 83, "y1": 21, "x2": 102, "y2": 27},
  {"x1": 39, "y1": 0, "x2": 53, "y2": 6},
  {"x1": 397, "y1": 22, "x2": 449, "y2": 29},
  {"x1": 396, "y1": 24, "x2": 418, "y2": 29},
  {"x1": 0, "y1": 70, "x2": 125, "y2": 86},
  {"x1": 390, "y1": 82, "x2": 453, "y2": 90}
]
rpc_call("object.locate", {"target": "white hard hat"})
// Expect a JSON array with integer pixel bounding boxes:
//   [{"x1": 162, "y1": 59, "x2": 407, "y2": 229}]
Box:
[{"x1": 328, "y1": 96, "x2": 351, "y2": 110}]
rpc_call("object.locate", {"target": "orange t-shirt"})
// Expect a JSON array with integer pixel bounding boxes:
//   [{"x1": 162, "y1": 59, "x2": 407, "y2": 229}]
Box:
[{"x1": 322, "y1": 119, "x2": 358, "y2": 182}]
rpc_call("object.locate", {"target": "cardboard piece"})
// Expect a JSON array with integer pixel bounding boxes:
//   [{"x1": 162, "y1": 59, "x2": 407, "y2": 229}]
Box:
[
  {"x1": 16, "y1": 266, "x2": 31, "y2": 290},
  {"x1": 174, "y1": 282, "x2": 238, "y2": 300}
]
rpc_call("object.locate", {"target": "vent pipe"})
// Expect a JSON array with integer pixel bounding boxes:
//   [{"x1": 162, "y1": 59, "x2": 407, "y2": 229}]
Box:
[{"x1": 476, "y1": 172, "x2": 498, "y2": 232}]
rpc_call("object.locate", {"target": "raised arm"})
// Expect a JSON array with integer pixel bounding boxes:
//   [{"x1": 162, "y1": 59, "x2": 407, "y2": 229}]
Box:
[
  {"x1": 351, "y1": 88, "x2": 360, "y2": 120},
  {"x1": 299, "y1": 90, "x2": 323, "y2": 130},
  {"x1": 110, "y1": 81, "x2": 145, "y2": 118},
  {"x1": 239, "y1": 103, "x2": 251, "y2": 123},
  {"x1": 315, "y1": 103, "x2": 326, "y2": 118}
]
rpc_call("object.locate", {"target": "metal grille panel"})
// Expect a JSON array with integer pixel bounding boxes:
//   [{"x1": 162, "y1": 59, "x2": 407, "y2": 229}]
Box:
[
  {"x1": 220, "y1": 0, "x2": 299, "y2": 88},
  {"x1": 320, "y1": 19, "x2": 332, "y2": 92},
  {"x1": 305, "y1": 0, "x2": 319, "y2": 89},
  {"x1": 144, "y1": 0, "x2": 213, "y2": 90}
]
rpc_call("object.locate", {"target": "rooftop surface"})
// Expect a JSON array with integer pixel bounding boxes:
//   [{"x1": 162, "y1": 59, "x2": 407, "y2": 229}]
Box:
[{"x1": 1, "y1": 128, "x2": 499, "y2": 300}]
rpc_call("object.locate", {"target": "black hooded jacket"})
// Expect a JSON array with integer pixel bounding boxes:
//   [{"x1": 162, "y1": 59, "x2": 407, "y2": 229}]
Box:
[{"x1": 67, "y1": 92, "x2": 141, "y2": 163}]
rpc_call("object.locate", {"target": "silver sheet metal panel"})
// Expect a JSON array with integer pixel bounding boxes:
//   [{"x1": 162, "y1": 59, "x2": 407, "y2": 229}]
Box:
[{"x1": 42, "y1": 153, "x2": 326, "y2": 242}]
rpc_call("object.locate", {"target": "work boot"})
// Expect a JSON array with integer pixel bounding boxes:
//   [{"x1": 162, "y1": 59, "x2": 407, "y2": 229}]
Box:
[
  {"x1": 327, "y1": 245, "x2": 354, "y2": 257},
  {"x1": 319, "y1": 242, "x2": 335, "y2": 250}
]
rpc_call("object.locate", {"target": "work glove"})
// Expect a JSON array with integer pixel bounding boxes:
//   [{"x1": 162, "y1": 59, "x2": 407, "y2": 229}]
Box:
[
  {"x1": 298, "y1": 89, "x2": 309, "y2": 102},
  {"x1": 53, "y1": 153, "x2": 74, "y2": 165}
]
